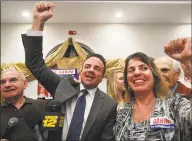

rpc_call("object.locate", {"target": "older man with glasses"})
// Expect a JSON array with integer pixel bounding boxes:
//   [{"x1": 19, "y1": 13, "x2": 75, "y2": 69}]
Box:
[{"x1": 0, "y1": 69, "x2": 46, "y2": 141}]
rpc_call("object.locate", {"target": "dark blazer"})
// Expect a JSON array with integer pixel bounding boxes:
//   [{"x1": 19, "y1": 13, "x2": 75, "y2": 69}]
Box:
[{"x1": 22, "y1": 34, "x2": 117, "y2": 141}]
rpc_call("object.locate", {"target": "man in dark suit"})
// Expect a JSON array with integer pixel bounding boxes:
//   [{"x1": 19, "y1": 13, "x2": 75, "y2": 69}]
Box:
[{"x1": 22, "y1": 2, "x2": 117, "y2": 141}]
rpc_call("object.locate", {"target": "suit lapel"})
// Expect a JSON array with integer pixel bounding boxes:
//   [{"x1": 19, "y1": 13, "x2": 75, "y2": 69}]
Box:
[{"x1": 81, "y1": 89, "x2": 104, "y2": 140}]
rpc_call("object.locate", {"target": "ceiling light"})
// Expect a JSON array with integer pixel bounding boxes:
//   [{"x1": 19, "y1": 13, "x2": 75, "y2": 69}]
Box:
[
  {"x1": 115, "y1": 12, "x2": 122, "y2": 18},
  {"x1": 22, "y1": 11, "x2": 30, "y2": 17}
]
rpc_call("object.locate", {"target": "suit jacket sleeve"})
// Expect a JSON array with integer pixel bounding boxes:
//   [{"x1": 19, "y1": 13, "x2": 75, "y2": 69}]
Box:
[
  {"x1": 22, "y1": 34, "x2": 60, "y2": 96},
  {"x1": 100, "y1": 103, "x2": 117, "y2": 141}
]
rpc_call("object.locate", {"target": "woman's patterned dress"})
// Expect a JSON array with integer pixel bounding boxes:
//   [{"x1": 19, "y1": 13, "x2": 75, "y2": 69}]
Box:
[{"x1": 114, "y1": 94, "x2": 192, "y2": 141}]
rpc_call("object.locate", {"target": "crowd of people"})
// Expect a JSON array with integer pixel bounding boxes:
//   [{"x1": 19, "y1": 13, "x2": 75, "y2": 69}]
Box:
[{"x1": 1, "y1": 1, "x2": 191, "y2": 141}]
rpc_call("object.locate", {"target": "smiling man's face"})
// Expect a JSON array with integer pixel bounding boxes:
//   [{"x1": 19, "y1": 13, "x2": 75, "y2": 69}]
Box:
[
  {"x1": 154, "y1": 58, "x2": 180, "y2": 89},
  {"x1": 1, "y1": 70, "x2": 28, "y2": 99},
  {"x1": 80, "y1": 57, "x2": 104, "y2": 89}
]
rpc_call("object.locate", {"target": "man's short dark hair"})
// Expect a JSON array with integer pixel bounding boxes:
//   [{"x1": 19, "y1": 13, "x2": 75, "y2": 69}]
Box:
[{"x1": 85, "y1": 53, "x2": 106, "y2": 75}]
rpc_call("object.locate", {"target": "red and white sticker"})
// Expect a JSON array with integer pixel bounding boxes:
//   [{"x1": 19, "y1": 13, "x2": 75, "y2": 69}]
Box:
[{"x1": 150, "y1": 117, "x2": 175, "y2": 129}]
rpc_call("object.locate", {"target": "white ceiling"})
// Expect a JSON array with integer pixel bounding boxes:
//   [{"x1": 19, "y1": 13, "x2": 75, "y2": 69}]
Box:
[{"x1": 1, "y1": 1, "x2": 191, "y2": 24}]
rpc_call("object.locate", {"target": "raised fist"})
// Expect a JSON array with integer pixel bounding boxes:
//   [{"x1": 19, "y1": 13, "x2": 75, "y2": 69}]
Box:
[
  {"x1": 164, "y1": 37, "x2": 191, "y2": 63},
  {"x1": 33, "y1": 2, "x2": 54, "y2": 22}
]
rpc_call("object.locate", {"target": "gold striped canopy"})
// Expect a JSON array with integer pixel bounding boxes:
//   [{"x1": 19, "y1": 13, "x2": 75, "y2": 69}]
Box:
[{"x1": 1, "y1": 38, "x2": 124, "y2": 81}]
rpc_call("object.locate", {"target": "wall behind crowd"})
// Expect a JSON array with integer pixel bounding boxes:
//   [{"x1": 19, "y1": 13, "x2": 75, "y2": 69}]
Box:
[{"x1": 1, "y1": 23, "x2": 191, "y2": 99}]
